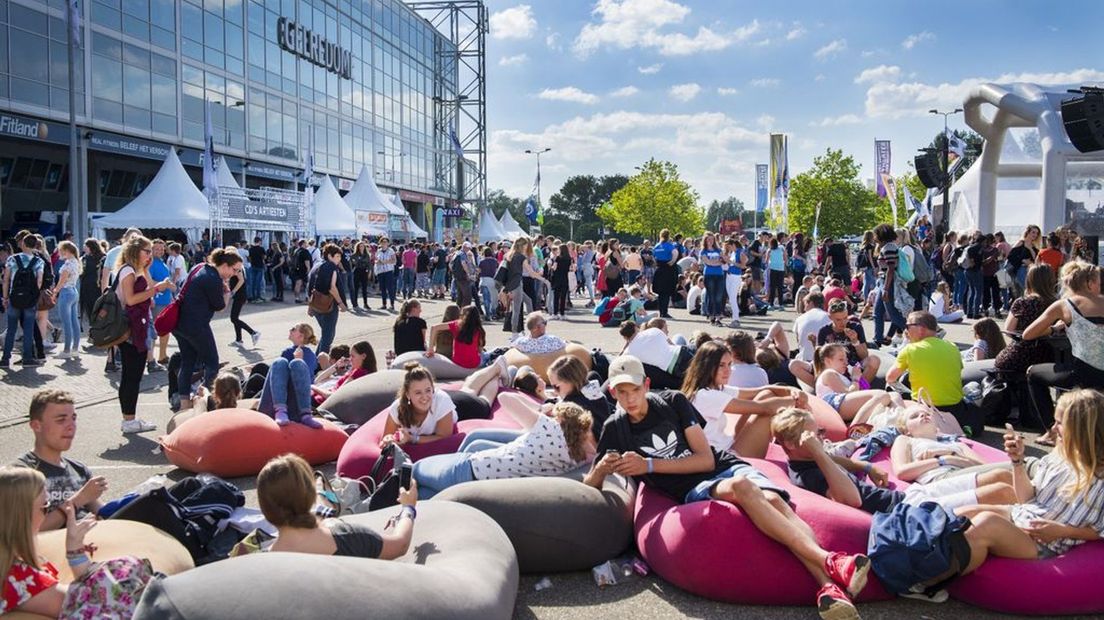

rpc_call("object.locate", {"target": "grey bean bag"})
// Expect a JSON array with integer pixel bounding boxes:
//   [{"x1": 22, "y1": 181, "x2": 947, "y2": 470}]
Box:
[
  {"x1": 390, "y1": 350, "x2": 477, "y2": 380},
  {"x1": 133, "y1": 501, "x2": 518, "y2": 620},
  {"x1": 319, "y1": 369, "x2": 490, "y2": 425},
  {"x1": 434, "y1": 467, "x2": 636, "y2": 574}
]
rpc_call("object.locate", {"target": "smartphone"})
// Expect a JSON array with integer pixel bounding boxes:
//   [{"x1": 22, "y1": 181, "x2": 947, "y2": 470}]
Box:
[
  {"x1": 399, "y1": 462, "x2": 413, "y2": 490},
  {"x1": 605, "y1": 450, "x2": 620, "y2": 459}
]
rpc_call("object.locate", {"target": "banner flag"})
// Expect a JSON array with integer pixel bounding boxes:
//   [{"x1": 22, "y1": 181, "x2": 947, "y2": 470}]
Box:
[
  {"x1": 302, "y1": 130, "x2": 314, "y2": 184},
  {"x1": 769, "y1": 134, "x2": 789, "y2": 229},
  {"x1": 946, "y1": 129, "x2": 966, "y2": 161},
  {"x1": 874, "y1": 140, "x2": 891, "y2": 197},
  {"x1": 448, "y1": 125, "x2": 465, "y2": 159},
  {"x1": 881, "y1": 173, "x2": 898, "y2": 226},
  {"x1": 202, "y1": 99, "x2": 217, "y2": 196},
  {"x1": 754, "y1": 164, "x2": 768, "y2": 213}
]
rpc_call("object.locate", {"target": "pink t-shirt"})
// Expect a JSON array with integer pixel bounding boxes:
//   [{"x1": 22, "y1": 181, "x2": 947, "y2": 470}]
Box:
[{"x1": 402, "y1": 249, "x2": 418, "y2": 269}]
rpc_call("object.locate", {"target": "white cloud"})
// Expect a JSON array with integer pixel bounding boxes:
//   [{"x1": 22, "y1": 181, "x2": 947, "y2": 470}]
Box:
[
  {"x1": 490, "y1": 5, "x2": 537, "y2": 40},
  {"x1": 669, "y1": 82, "x2": 702, "y2": 101},
  {"x1": 638, "y1": 63, "x2": 663, "y2": 74},
  {"x1": 610, "y1": 86, "x2": 640, "y2": 97},
  {"x1": 756, "y1": 114, "x2": 775, "y2": 129},
  {"x1": 538, "y1": 86, "x2": 600, "y2": 105},
  {"x1": 863, "y1": 68, "x2": 1104, "y2": 119},
  {"x1": 901, "y1": 31, "x2": 935, "y2": 50},
  {"x1": 814, "y1": 38, "x2": 847, "y2": 60},
  {"x1": 572, "y1": 0, "x2": 760, "y2": 57},
  {"x1": 717, "y1": 87, "x2": 739, "y2": 96},
  {"x1": 854, "y1": 64, "x2": 901, "y2": 84},
  {"x1": 861, "y1": 49, "x2": 877, "y2": 58},
  {"x1": 785, "y1": 24, "x2": 806, "y2": 40},
  {"x1": 750, "y1": 78, "x2": 780, "y2": 88},
  {"x1": 814, "y1": 74, "x2": 826, "y2": 82},
  {"x1": 545, "y1": 32, "x2": 562, "y2": 50},
  {"x1": 809, "y1": 114, "x2": 863, "y2": 127},
  {"x1": 498, "y1": 53, "x2": 529, "y2": 67}
]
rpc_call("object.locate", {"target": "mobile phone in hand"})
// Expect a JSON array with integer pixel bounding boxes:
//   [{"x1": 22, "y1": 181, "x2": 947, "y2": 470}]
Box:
[{"x1": 399, "y1": 462, "x2": 413, "y2": 490}]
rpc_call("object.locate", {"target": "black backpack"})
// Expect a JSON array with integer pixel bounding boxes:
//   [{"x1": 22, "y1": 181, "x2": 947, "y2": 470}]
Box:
[
  {"x1": 451, "y1": 253, "x2": 469, "y2": 281},
  {"x1": 8, "y1": 255, "x2": 41, "y2": 310},
  {"x1": 88, "y1": 273, "x2": 130, "y2": 348}
]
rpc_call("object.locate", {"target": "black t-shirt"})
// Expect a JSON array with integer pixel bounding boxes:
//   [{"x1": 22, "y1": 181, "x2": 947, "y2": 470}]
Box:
[
  {"x1": 748, "y1": 240, "x2": 763, "y2": 268},
  {"x1": 965, "y1": 243, "x2": 983, "y2": 271},
  {"x1": 552, "y1": 255, "x2": 572, "y2": 284},
  {"x1": 433, "y1": 249, "x2": 448, "y2": 270},
  {"x1": 787, "y1": 460, "x2": 903, "y2": 515},
  {"x1": 295, "y1": 248, "x2": 312, "y2": 275},
  {"x1": 827, "y1": 243, "x2": 848, "y2": 271},
  {"x1": 640, "y1": 247, "x2": 655, "y2": 268},
  {"x1": 817, "y1": 320, "x2": 867, "y2": 367},
  {"x1": 1006, "y1": 244, "x2": 1036, "y2": 272},
  {"x1": 329, "y1": 520, "x2": 383, "y2": 558},
  {"x1": 15, "y1": 451, "x2": 94, "y2": 517},
  {"x1": 504, "y1": 253, "x2": 527, "y2": 291},
  {"x1": 228, "y1": 274, "x2": 246, "y2": 301},
  {"x1": 416, "y1": 251, "x2": 430, "y2": 273},
  {"x1": 248, "y1": 245, "x2": 266, "y2": 269},
  {"x1": 314, "y1": 261, "x2": 346, "y2": 303},
  {"x1": 856, "y1": 243, "x2": 874, "y2": 269},
  {"x1": 394, "y1": 316, "x2": 428, "y2": 355},
  {"x1": 596, "y1": 391, "x2": 742, "y2": 502},
  {"x1": 564, "y1": 391, "x2": 612, "y2": 440}
]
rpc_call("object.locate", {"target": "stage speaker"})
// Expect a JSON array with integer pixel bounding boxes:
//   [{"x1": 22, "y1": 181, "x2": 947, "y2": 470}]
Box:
[
  {"x1": 914, "y1": 152, "x2": 947, "y2": 188},
  {"x1": 1062, "y1": 89, "x2": 1104, "y2": 153}
]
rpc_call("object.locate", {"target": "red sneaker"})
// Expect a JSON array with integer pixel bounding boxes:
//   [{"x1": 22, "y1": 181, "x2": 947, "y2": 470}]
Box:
[
  {"x1": 816, "y1": 583, "x2": 860, "y2": 620},
  {"x1": 824, "y1": 552, "x2": 870, "y2": 597}
]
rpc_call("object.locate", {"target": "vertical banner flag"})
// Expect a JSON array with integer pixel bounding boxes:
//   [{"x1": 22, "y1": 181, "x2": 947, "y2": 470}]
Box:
[
  {"x1": 881, "y1": 173, "x2": 899, "y2": 225},
  {"x1": 202, "y1": 99, "x2": 217, "y2": 196},
  {"x1": 303, "y1": 130, "x2": 315, "y2": 237},
  {"x1": 68, "y1": 0, "x2": 81, "y2": 46},
  {"x1": 769, "y1": 134, "x2": 789, "y2": 229},
  {"x1": 449, "y1": 125, "x2": 465, "y2": 159},
  {"x1": 755, "y1": 164, "x2": 768, "y2": 212},
  {"x1": 945, "y1": 129, "x2": 965, "y2": 161},
  {"x1": 874, "y1": 140, "x2": 891, "y2": 197}
]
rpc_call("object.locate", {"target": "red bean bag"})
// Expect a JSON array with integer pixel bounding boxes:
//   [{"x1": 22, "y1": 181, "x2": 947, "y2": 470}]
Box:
[
  {"x1": 159, "y1": 408, "x2": 349, "y2": 477},
  {"x1": 336, "y1": 405, "x2": 522, "y2": 479},
  {"x1": 634, "y1": 452, "x2": 892, "y2": 605}
]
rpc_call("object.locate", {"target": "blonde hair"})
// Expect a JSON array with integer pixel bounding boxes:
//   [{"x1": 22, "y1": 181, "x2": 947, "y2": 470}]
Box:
[
  {"x1": 116, "y1": 235, "x2": 152, "y2": 280},
  {"x1": 396, "y1": 362, "x2": 435, "y2": 428},
  {"x1": 548, "y1": 354, "x2": 588, "y2": 393},
  {"x1": 1060, "y1": 260, "x2": 1100, "y2": 296},
  {"x1": 812, "y1": 343, "x2": 847, "y2": 376},
  {"x1": 292, "y1": 323, "x2": 318, "y2": 346},
  {"x1": 771, "y1": 407, "x2": 814, "y2": 446},
  {"x1": 1054, "y1": 389, "x2": 1104, "y2": 499},
  {"x1": 58, "y1": 240, "x2": 82, "y2": 274},
  {"x1": 552, "y1": 402, "x2": 593, "y2": 462},
  {"x1": 257, "y1": 454, "x2": 318, "y2": 529},
  {"x1": 0, "y1": 467, "x2": 46, "y2": 578}
]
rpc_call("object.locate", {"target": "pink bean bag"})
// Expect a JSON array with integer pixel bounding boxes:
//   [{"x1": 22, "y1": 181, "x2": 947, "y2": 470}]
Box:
[
  {"x1": 867, "y1": 437, "x2": 1008, "y2": 489},
  {"x1": 723, "y1": 395, "x2": 847, "y2": 444},
  {"x1": 634, "y1": 451, "x2": 893, "y2": 605},
  {"x1": 336, "y1": 406, "x2": 521, "y2": 479}
]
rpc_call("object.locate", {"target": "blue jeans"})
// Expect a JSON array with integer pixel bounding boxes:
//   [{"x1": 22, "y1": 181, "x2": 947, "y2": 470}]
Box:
[
  {"x1": 315, "y1": 307, "x2": 338, "y2": 354},
  {"x1": 378, "y1": 270, "x2": 397, "y2": 306},
  {"x1": 258, "y1": 357, "x2": 313, "y2": 417},
  {"x1": 56, "y1": 288, "x2": 80, "y2": 352},
  {"x1": 3, "y1": 305, "x2": 36, "y2": 361},
  {"x1": 862, "y1": 267, "x2": 877, "y2": 298},
  {"x1": 684, "y1": 462, "x2": 788, "y2": 503},
  {"x1": 953, "y1": 268, "x2": 967, "y2": 306},
  {"x1": 626, "y1": 270, "x2": 641, "y2": 287},
  {"x1": 248, "y1": 268, "x2": 265, "y2": 300},
  {"x1": 480, "y1": 279, "x2": 495, "y2": 318},
  {"x1": 174, "y1": 327, "x2": 219, "y2": 397},
  {"x1": 704, "y1": 274, "x2": 725, "y2": 317},
  {"x1": 412, "y1": 452, "x2": 476, "y2": 499},
  {"x1": 402, "y1": 269, "x2": 415, "y2": 298},
  {"x1": 459, "y1": 428, "x2": 524, "y2": 453},
  {"x1": 964, "y1": 269, "x2": 983, "y2": 317},
  {"x1": 873, "y1": 291, "x2": 907, "y2": 342}
]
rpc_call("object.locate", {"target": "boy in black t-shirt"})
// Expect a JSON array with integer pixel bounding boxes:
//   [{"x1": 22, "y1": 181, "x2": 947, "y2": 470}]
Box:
[{"x1": 585, "y1": 356, "x2": 872, "y2": 619}]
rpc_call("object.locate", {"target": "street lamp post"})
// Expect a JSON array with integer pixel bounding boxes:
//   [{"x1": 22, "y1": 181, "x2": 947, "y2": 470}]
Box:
[
  {"x1": 524, "y1": 147, "x2": 551, "y2": 233},
  {"x1": 929, "y1": 108, "x2": 963, "y2": 231}
]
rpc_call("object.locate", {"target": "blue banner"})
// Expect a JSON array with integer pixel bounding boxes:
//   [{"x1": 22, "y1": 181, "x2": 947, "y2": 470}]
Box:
[
  {"x1": 875, "y1": 140, "x2": 891, "y2": 197},
  {"x1": 755, "y1": 164, "x2": 768, "y2": 212}
]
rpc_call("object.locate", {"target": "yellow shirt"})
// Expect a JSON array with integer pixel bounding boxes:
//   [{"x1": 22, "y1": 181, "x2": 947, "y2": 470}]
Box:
[{"x1": 895, "y1": 336, "x2": 964, "y2": 406}]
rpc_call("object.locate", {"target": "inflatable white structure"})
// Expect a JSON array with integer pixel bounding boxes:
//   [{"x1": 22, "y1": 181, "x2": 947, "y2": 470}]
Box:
[{"x1": 958, "y1": 82, "x2": 1104, "y2": 236}]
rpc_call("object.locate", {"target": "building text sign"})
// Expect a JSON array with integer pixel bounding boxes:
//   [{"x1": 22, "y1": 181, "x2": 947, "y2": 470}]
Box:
[{"x1": 277, "y1": 17, "x2": 352, "y2": 79}]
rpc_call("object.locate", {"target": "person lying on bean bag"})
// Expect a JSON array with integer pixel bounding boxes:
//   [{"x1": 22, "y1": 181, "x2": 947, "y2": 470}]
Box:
[
  {"x1": 311, "y1": 341, "x2": 377, "y2": 407},
  {"x1": 585, "y1": 355, "x2": 873, "y2": 620},
  {"x1": 257, "y1": 454, "x2": 416, "y2": 559},
  {"x1": 380, "y1": 363, "x2": 459, "y2": 449},
  {"x1": 497, "y1": 355, "x2": 610, "y2": 440},
  {"x1": 413, "y1": 401, "x2": 594, "y2": 499},
  {"x1": 257, "y1": 323, "x2": 325, "y2": 429}
]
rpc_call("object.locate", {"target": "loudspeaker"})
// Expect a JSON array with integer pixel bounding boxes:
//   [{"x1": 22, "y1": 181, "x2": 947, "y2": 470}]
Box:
[
  {"x1": 1062, "y1": 89, "x2": 1104, "y2": 153},
  {"x1": 914, "y1": 152, "x2": 947, "y2": 188}
]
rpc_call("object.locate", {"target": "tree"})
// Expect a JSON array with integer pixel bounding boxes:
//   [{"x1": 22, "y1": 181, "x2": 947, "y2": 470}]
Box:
[
  {"x1": 486, "y1": 189, "x2": 529, "y2": 233},
  {"x1": 598, "y1": 159, "x2": 704, "y2": 239},
  {"x1": 929, "y1": 128, "x2": 984, "y2": 184},
  {"x1": 705, "y1": 197, "x2": 747, "y2": 232},
  {"x1": 548, "y1": 174, "x2": 629, "y2": 241},
  {"x1": 787, "y1": 149, "x2": 881, "y2": 238}
]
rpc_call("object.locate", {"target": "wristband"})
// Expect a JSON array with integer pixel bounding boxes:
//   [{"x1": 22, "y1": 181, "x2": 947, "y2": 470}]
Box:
[
  {"x1": 937, "y1": 456, "x2": 946, "y2": 467},
  {"x1": 67, "y1": 554, "x2": 89, "y2": 567},
  {"x1": 1010, "y1": 458, "x2": 1025, "y2": 465},
  {"x1": 863, "y1": 463, "x2": 873, "y2": 475},
  {"x1": 646, "y1": 458, "x2": 654, "y2": 474},
  {"x1": 399, "y1": 505, "x2": 417, "y2": 520}
]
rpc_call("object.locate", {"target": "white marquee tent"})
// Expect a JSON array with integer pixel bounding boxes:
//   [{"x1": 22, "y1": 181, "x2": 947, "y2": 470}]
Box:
[
  {"x1": 498, "y1": 209, "x2": 528, "y2": 241},
  {"x1": 344, "y1": 165, "x2": 409, "y2": 237},
  {"x1": 216, "y1": 157, "x2": 241, "y2": 189},
  {"x1": 478, "y1": 208, "x2": 509, "y2": 241},
  {"x1": 389, "y1": 194, "x2": 428, "y2": 239},
  {"x1": 313, "y1": 175, "x2": 358, "y2": 238},
  {"x1": 91, "y1": 148, "x2": 210, "y2": 243}
]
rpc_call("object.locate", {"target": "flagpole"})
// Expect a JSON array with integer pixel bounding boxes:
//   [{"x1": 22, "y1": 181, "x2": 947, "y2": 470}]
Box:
[{"x1": 66, "y1": 0, "x2": 82, "y2": 241}]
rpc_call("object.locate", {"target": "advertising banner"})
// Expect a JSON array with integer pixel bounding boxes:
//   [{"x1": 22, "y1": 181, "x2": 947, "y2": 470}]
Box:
[
  {"x1": 875, "y1": 140, "x2": 891, "y2": 197},
  {"x1": 755, "y1": 164, "x2": 768, "y2": 213}
]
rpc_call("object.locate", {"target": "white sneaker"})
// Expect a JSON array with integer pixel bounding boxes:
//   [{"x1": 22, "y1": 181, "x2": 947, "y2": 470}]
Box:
[
  {"x1": 229, "y1": 340, "x2": 244, "y2": 346},
  {"x1": 121, "y1": 418, "x2": 157, "y2": 434},
  {"x1": 251, "y1": 331, "x2": 262, "y2": 347}
]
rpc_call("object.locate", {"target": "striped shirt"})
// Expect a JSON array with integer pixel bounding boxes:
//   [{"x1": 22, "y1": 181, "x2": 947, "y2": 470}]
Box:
[{"x1": 1010, "y1": 452, "x2": 1104, "y2": 557}]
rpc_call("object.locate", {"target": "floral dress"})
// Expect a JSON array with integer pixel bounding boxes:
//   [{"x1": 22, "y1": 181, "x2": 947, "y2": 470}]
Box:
[{"x1": 994, "y1": 295, "x2": 1054, "y2": 374}]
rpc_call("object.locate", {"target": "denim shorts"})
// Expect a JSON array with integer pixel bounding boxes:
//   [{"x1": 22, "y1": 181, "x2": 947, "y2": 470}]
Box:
[
  {"x1": 684, "y1": 462, "x2": 790, "y2": 504},
  {"x1": 432, "y1": 268, "x2": 447, "y2": 285}
]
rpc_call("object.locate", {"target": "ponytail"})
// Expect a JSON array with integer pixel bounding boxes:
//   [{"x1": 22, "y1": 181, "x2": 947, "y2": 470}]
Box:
[{"x1": 812, "y1": 344, "x2": 845, "y2": 377}]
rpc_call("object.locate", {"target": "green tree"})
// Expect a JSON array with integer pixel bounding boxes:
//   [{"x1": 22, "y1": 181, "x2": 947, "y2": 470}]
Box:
[
  {"x1": 547, "y1": 174, "x2": 629, "y2": 241},
  {"x1": 929, "y1": 128, "x2": 983, "y2": 184},
  {"x1": 705, "y1": 197, "x2": 746, "y2": 232},
  {"x1": 598, "y1": 159, "x2": 704, "y2": 239},
  {"x1": 485, "y1": 189, "x2": 529, "y2": 233},
  {"x1": 787, "y1": 149, "x2": 881, "y2": 238}
]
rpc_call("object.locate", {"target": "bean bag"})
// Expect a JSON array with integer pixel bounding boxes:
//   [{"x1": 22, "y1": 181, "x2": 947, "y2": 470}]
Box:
[
  {"x1": 133, "y1": 501, "x2": 518, "y2": 620},
  {"x1": 961, "y1": 359, "x2": 995, "y2": 385},
  {"x1": 318, "y1": 369, "x2": 406, "y2": 426},
  {"x1": 435, "y1": 467, "x2": 636, "y2": 573},
  {"x1": 390, "y1": 350, "x2": 477, "y2": 380},
  {"x1": 722, "y1": 395, "x2": 847, "y2": 444},
  {"x1": 8, "y1": 521, "x2": 194, "y2": 620},
  {"x1": 160, "y1": 408, "x2": 349, "y2": 477},
  {"x1": 501, "y1": 342, "x2": 592, "y2": 381},
  {"x1": 867, "y1": 349, "x2": 995, "y2": 389},
  {"x1": 634, "y1": 453, "x2": 893, "y2": 605},
  {"x1": 336, "y1": 406, "x2": 521, "y2": 479},
  {"x1": 866, "y1": 436, "x2": 1008, "y2": 489},
  {"x1": 166, "y1": 408, "x2": 202, "y2": 434}
]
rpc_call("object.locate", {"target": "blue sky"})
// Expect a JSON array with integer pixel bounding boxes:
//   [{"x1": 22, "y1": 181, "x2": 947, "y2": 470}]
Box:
[{"x1": 481, "y1": 0, "x2": 1104, "y2": 208}]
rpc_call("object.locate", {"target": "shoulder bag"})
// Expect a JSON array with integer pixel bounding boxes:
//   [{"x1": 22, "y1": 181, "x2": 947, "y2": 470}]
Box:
[{"x1": 154, "y1": 265, "x2": 204, "y2": 336}]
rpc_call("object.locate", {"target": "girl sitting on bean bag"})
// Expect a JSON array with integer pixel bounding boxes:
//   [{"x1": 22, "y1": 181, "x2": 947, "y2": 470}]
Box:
[
  {"x1": 957, "y1": 389, "x2": 1104, "y2": 573},
  {"x1": 312, "y1": 341, "x2": 377, "y2": 406},
  {"x1": 194, "y1": 372, "x2": 244, "y2": 413},
  {"x1": 412, "y1": 401, "x2": 595, "y2": 499},
  {"x1": 498, "y1": 355, "x2": 611, "y2": 438},
  {"x1": 257, "y1": 454, "x2": 416, "y2": 559},
  {"x1": 258, "y1": 323, "x2": 324, "y2": 429},
  {"x1": 426, "y1": 305, "x2": 487, "y2": 369},
  {"x1": 813, "y1": 344, "x2": 891, "y2": 423},
  {"x1": 0, "y1": 467, "x2": 155, "y2": 617},
  {"x1": 380, "y1": 363, "x2": 459, "y2": 449},
  {"x1": 682, "y1": 340, "x2": 810, "y2": 459}
]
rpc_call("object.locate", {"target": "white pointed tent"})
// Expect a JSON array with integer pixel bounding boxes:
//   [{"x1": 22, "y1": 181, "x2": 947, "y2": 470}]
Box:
[
  {"x1": 344, "y1": 165, "x2": 407, "y2": 237},
  {"x1": 216, "y1": 157, "x2": 241, "y2": 189},
  {"x1": 498, "y1": 209, "x2": 528, "y2": 241},
  {"x1": 91, "y1": 149, "x2": 210, "y2": 243},
  {"x1": 313, "y1": 175, "x2": 358, "y2": 238},
  {"x1": 478, "y1": 208, "x2": 509, "y2": 241}
]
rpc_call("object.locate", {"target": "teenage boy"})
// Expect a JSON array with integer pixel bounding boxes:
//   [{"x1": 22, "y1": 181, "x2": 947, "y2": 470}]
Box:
[
  {"x1": 14, "y1": 389, "x2": 106, "y2": 530},
  {"x1": 585, "y1": 355, "x2": 872, "y2": 619}
]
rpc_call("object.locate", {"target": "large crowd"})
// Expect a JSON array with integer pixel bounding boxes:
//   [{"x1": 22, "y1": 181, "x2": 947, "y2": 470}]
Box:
[{"x1": 2, "y1": 217, "x2": 1103, "y2": 620}]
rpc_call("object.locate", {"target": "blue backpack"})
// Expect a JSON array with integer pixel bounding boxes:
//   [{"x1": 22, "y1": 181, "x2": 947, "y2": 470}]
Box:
[{"x1": 867, "y1": 501, "x2": 971, "y2": 596}]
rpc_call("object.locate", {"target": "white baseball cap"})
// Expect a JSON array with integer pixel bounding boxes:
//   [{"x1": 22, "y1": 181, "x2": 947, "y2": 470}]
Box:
[{"x1": 608, "y1": 355, "x2": 646, "y2": 388}]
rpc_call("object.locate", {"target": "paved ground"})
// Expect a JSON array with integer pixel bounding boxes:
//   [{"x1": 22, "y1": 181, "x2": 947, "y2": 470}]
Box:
[{"x1": 0, "y1": 293, "x2": 1071, "y2": 619}]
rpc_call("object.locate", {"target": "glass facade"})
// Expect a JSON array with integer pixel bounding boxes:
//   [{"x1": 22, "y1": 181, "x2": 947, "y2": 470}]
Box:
[{"x1": 0, "y1": 0, "x2": 457, "y2": 193}]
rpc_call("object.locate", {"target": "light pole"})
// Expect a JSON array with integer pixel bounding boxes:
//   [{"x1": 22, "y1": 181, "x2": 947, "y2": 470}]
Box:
[
  {"x1": 929, "y1": 107, "x2": 962, "y2": 232},
  {"x1": 524, "y1": 147, "x2": 550, "y2": 232}
]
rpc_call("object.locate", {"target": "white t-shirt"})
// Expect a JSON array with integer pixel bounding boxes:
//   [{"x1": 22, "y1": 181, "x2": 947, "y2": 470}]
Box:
[
  {"x1": 793, "y1": 308, "x2": 831, "y2": 362},
  {"x1": 468, "y1": 414, "x2": 581, "y2": 480},
  {"x1": 310, "y1": 247, "x2": 322, "y2": 264},
  {"x1": 114, "y1": 265, "x2": 138, "y2": 303},
  {"x1": 104, "y1": 245, "x2": 123, "y2": 275},
  {"x1": 624, "y1": 327, "x2": 680, "y2": 371},
  {"x1": 166, "y1": 254, "x2": 186, "y2": 285},
  {"x1": 387, "y1": 388, "x2": 457, "y2": 437},
  {"x1": 374, "y1": 248, "x2": 397, "y2": 276},
  {"x1": 690, "y1": 386, "x2": 738, "y2": 452},
  {"x1": 727, "y1": 363, "x2": 769, "y2": 388},
  {"x1": 58, "y1": 257, "x2": 79, "y2": 290},
  {"x1": 686, "y1": 285, "x2": 704, "y2": 312},
  {"x1": 237, "y1": 247, "x2": 250, "y2": 265},
  {"x1": 929, "y1": 292, "x2": 948, "y2": 320}
]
